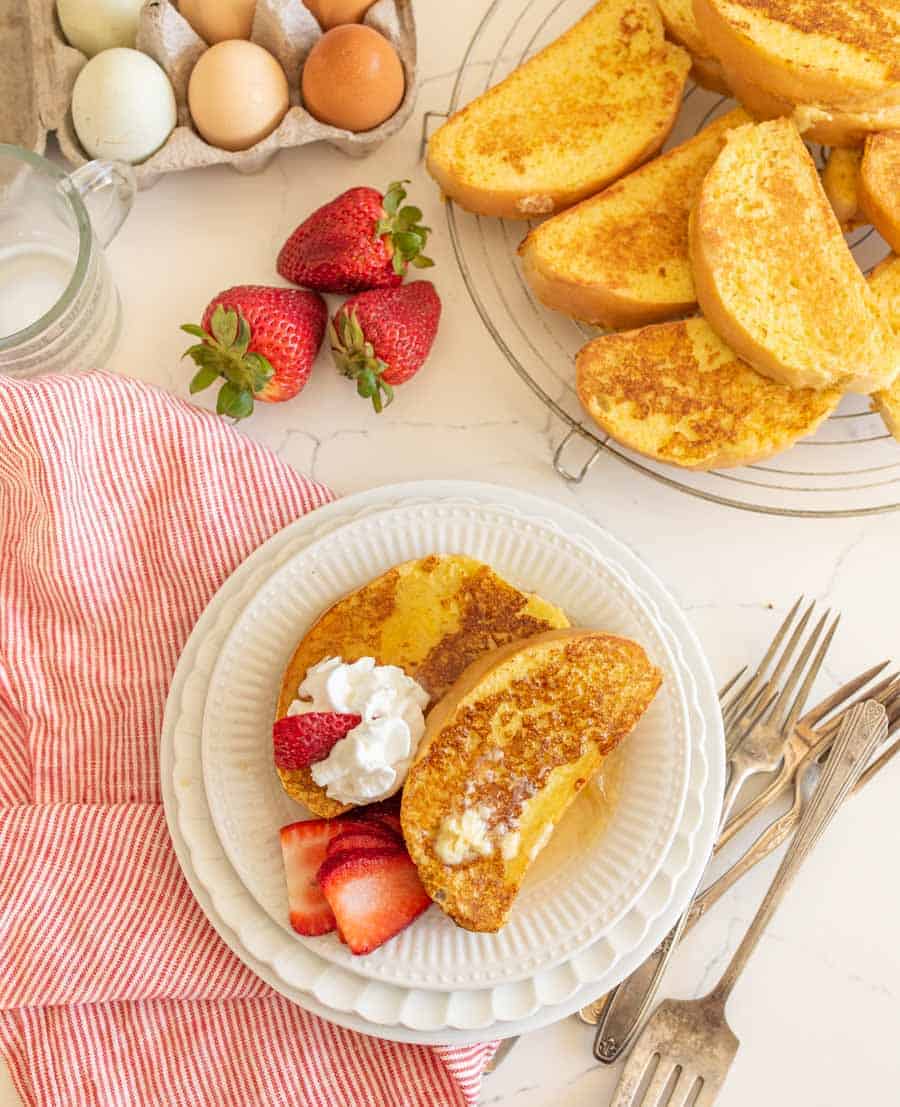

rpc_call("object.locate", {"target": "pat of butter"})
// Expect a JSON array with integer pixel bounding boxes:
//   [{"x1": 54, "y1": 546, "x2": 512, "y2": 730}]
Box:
[
  {"x1": 434, "y1": 806, "x2": 494, "y2": 866},
  {"x1": 500, "y1": 830, "x2": 521, "y2": 861}
]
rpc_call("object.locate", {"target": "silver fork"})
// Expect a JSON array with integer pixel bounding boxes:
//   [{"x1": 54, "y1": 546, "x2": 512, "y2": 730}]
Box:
[
  {"x1": 608, "y1": 700, "x2": 888, "y2": 1107},
  {"x1": 589, "y1": 598, "x2": 838, "y2": 1058},
  {"x1": 690, "y1": 676, "x2": 900, "y2": 923}
]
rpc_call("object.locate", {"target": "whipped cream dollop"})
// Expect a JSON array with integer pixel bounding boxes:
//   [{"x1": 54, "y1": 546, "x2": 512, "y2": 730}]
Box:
[{"x1": 288, "y1": 656, "x2": 429, "y2": 806}]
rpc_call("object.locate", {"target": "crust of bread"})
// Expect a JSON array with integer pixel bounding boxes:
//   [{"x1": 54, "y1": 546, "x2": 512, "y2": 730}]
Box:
[
  {"x1": 859, "y1": 132, "x2": 900, "y2": 252},
  {"x1": 723, "y1": 64, "x2": 900, "y2": 148}
]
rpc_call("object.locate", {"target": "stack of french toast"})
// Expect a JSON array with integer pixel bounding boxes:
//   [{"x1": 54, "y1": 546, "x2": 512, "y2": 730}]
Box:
[{"x1": 426, "y1": 0, "x2": 900, "y2": 470}]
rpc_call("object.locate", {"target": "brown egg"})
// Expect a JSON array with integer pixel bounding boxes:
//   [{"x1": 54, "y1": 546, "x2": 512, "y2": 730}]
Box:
[
  {"x1": 301, "y1": 25, "x2": 404, "y2": 132},
  {"x1": 178, "y1": 0, "x2": 257, "y2": 43},
  {"x1": 303, "y1": 0, "x2": 375, "y2": 29},
  {"x1": 188, "y1": 40, "x2": 289, "y2": 151}
]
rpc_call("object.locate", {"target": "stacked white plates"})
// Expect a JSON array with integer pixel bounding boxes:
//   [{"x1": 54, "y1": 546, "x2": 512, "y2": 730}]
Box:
[{"x1": 161, "y1": 481, "x2": 724, "y2": 1044}]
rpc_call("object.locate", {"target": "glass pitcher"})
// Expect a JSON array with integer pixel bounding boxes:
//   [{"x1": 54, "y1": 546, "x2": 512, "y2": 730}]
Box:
[{"x1": 0, "y1": 145, "x2": 136, "y2": 378}]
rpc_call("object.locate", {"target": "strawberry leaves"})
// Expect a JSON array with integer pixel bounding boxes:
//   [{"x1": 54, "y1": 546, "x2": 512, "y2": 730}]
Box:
[
  {"x1": 375, "y1": 181, "x2": 434, "y2": 277},
  {"x1": 180, "y1": 304, "x2": 274, "y2": 421},
  {"x1": 329, "y1": 310, "x2": 395, "y2": 414}
]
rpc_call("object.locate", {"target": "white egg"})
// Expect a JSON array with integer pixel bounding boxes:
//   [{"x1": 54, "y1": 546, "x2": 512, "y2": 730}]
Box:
[
  {"x1": 72, "y1": 48, "x2": 177, "y2": 164},
  {"x1": 57, "y1": 0, "x2": 145, "y2": 57}
]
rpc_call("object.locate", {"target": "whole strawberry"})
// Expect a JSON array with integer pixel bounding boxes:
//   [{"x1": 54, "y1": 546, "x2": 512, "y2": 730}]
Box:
[
  {"x1": 277, "y1": 180, "x2": 433, "y2": 294},
  {"x1": 181, "y1": 286, "x2": 327, "y2": 420},
  {"x1": 330, "y1": 281, "x2": 441, "y2": 413}
]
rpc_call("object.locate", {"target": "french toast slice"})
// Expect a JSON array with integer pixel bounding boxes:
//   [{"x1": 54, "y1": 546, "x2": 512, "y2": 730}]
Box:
[
  {"x1": 690, "y1": 119, "x2": 900, "y2": 393},
  {"x1": 869, "y1": 254, "x2": 900, "y2": 440},
  {"x1": 693, "y1": 0, "x2": 900, "y2": 109},
  {"x1": 822, "y1": 148, "x2": 865, "y2": 230},
  {"x1": 518, "y1": 109, "x2": 750, "y2": 329},
  {"x1": 860, "y1": 132, "x2": 900, "y2": 252},
  {"x1": 576, "y1": 318, "x2": 842, "y2": 469},
  {"x1": 401, "y1": 630, "x2": 661, "y2": 933},
  {"x1": 425, "y1": 0, "x2": 690, "y2": 220},
  {"x1": 656, "y1": 0, "x2": 729, "y2": 93},
  {"x1": 275, "y1": 556, "x2": 569, "y2": 818}
]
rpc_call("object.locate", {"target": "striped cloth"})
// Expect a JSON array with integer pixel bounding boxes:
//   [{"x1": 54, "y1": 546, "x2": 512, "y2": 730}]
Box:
[{"x1": 0, "y1": 372, "x2": 496, "y2": 1107}]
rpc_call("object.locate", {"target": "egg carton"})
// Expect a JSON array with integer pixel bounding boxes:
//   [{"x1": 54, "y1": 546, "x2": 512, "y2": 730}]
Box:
[{"x1": 4, "y1": 0, "x2": 417, "y2": 188}]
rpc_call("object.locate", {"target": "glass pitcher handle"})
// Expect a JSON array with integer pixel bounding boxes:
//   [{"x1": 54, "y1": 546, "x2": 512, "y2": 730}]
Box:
[{"x1": 67, "y1": 160, "x2": 137, "y2": 248}]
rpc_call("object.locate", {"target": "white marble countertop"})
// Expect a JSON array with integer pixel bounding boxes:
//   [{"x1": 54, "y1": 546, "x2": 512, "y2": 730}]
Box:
[{"x1": 4, "y1": 2, "x2": 900, "y2": 1103}]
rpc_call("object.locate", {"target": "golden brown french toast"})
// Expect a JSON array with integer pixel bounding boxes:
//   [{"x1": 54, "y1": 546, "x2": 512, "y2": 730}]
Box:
[
  {"x1": 518, "y1": 109, "x2": 750, "y2": 329},
  {"x1": 822, "y1": 147, "x2": 865, "y2": 229},
  {"x1": 690, "y1": 119, "x2": 900, "y2": 393},
  {"x1": 275, "y1": 556, "x2": 569, "y2": 817},
  {"x1": 693, "y1": 0, "x2": 900, "y2": 109},
  {"x1": 425, "y1": 0, "x2": 690, "y2": 219},
  {"x1": 401, "y1": 630, "x2": 661, "y2": 933},
  {"x1": 576, "y1": 318, "x2": 841, "y2": 469},
  {"x1": 869, "y1": 254, "x2": 900, "y2": 440},
  {"x1": 860, "y1": 132, "x2": 900, "y2": 252}
]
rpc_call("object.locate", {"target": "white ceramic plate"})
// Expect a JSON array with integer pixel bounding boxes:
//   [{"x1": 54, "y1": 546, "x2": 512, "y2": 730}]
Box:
[
  {"x1": 202, "y1": 500, "x2": 691, "y2": 990},
  {"x1": 162, "y1": 483, "x2": 723, "y2": 1038}
]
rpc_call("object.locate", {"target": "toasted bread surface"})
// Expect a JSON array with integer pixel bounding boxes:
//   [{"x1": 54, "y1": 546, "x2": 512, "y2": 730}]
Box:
[
  {"x1": 425, "y1": 0, "x2": 690, "y2": 220},
  {"x1": 690, "y1": 119, "x2": 900, "y2": 393},
  {"x1": 694, "y1": 0, "x2": 900, "y2": 108},
  {"x1": 823, "y1": 147, "x2": 865, "y2": 228},
  {"x1": 869, "y1": 254, "x2": 900, "y2": 439},
  {"x1": 276, "y1": 556, "x2": 569, "y2": 817},
  {"x1": 576, "y1": 318, "x2": 841, "y2": 469},
  {"x1": 401, "y1": 630, "x2": 661, "y2": 932},
  {"x1": 518, "y1": 109, "x2": 750, "y2": 329},
  {"x1": 860, "y1": 131, "x2": 900, "y2": 252}
]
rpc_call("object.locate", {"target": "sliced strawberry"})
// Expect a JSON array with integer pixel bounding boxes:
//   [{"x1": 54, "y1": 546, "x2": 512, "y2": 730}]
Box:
[
  {"x1": 354, "y1": 809, "x2": 404, "y2": 839},
  {"x1": 333, "y1": 817, "x2": 400, "y2": 841},
  {"x1": 326, "y1": 837, "x2": 406, "y2": 866},
  {"x1": 317, "y1": 846, "x2": 431, "y2": 955},
  {"x1": 280, "y1": 819, "x2": 340, "y2": 936},
  {"x1": 273, "y1": 712, "x2": 361, "y2": 770},
  {"x1": 329, "y1": 828, "x2": 400, "y2": 853}
]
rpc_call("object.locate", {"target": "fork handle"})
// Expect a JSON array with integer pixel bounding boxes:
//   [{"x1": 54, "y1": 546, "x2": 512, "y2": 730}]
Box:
[{"x1": 709, "y1": 700, "x2": 886, "y2": 1005}]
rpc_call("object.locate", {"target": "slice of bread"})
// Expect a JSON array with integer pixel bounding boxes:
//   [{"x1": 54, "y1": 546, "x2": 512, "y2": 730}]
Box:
[
  {"x1": 690, "y1": 118, "x2": 900, "y2": 393},
  {"x1": 823, "y1": 148, "x2": 865, "y2": 229},
  {"x1": 576, "y1": 318, "x2": 841, "y2": 469},
  {"x1": 425, "y1": 0, "x2": 690, "y2": 220},
  {"x1": 275, "y1": 556, "x2": 569, "y2": 818},
  {"x1": 518, "y1": 109, "x2": 751, "y2": 329},
  {"x1": 693, "y1": 0, "x2": 900, "y2": 109},
  {"x1": 860, "y1": 132, "x2": 900, "y2": 252},
  {"x1": 869, "y1": 254, "x2": 900, "y2": 440},
  {"x1": 656, "y1": 0, "x2": 729, "y2": 93},
  {"x1": 401, "y1": 630, "x2": 661, "y2": 932}
]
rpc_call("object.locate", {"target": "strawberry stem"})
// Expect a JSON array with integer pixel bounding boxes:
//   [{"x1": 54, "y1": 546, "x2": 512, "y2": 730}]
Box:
[
  {"x1": 374, "y1": 181, "x2": 434, "y2": 278},
  {"x1": 329, "y1": 313, "x2": 395, "y2": 414},
  {"x1": 180, "y1": 304, "x2": 274, "y2": 421}
]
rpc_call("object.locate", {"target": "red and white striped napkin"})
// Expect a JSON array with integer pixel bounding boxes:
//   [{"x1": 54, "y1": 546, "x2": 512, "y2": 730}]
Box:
[{"x1": 0, "y1": 372, "x2": 497, "y2": 1107}]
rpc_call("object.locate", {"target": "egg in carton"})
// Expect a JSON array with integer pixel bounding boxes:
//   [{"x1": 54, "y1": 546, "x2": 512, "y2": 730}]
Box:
[{"x1": 11, "y1": 0, "x2": 417, "y2": 188}]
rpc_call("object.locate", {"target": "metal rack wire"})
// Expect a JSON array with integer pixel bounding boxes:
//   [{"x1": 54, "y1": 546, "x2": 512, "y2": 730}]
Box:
[{"x1": 433, "y1": 0, "x2": 900, "y2": 517}]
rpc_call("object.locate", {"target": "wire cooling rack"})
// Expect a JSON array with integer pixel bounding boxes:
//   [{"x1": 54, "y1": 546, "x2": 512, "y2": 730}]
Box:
[{"x1": 431, "y1": 0, "x2": 899, "y2": 517}]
